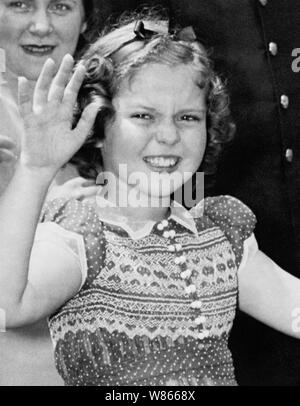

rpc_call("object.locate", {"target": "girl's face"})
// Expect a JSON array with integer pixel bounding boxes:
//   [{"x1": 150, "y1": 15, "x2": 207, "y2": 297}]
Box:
[
  {"x1": 102, "y1": 63, "x2": 207, "y2": 200},
  {"x1": 0, "y1": 0, "x2": 86, "y2": 80}
]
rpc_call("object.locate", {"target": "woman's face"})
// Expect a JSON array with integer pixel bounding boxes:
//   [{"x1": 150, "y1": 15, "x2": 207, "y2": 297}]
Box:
[
  {"x1": 102, "y1": 63, "x2": 207, "y2": 201},
  {"x1": 0, "y1": 0, "x2": 86, "y2": 80}
]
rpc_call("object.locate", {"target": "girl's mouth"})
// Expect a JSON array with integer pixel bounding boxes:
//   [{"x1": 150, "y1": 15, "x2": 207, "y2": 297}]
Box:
[
  {"x1": 143, "y1": 156, "x2": 181, "y2": 172},
  {"x1": 21, "y1": 45, "x2": 56, "y2": 57}
]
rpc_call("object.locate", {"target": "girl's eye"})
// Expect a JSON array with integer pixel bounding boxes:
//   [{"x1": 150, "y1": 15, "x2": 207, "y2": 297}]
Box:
[
  {"x1": 50, "y1": 2, "x2": 72, "y2": 13},
  {"x1": 180, "y1": 115, "x2": 202, "y2": 122},
  {"x1": 8, "y1": 1, "x2": 29, "y2": 10},
  {"x1": 131, "y1": 113, "x2": 153, "y2": 120}
]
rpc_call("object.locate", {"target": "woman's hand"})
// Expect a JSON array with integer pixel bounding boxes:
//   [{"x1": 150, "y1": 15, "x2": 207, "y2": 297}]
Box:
[
  {"x1": 0, "y1": 135, "x2": 17, "y2": 163},
  {"x1": 18, "y1": 54, "x2": 99, "y2": 177},
  {"x1": 46, "y1": 177, "x2": 99, "y2": 202}
]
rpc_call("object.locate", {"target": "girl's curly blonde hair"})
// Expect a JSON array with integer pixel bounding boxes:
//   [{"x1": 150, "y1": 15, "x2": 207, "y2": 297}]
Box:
[{"x1": 70, "y1": 11, "x2": 234, "y2": 184}]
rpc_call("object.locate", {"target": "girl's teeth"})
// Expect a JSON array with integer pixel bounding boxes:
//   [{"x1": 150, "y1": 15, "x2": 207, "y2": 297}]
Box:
[{"x1": 146, "y1": 157, "x2": 178, "y2": 167}]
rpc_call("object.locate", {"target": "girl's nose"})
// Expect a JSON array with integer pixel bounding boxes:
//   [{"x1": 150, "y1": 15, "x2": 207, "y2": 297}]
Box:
[
  {"x1": 28, "y1": 10, "x2": 53, "y2": 37},
  {"x1": 155, "y1": 121, "x2": 181, "y2": 145}
]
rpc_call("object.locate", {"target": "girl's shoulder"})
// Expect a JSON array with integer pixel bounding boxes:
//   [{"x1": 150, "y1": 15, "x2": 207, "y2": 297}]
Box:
[
  {"x1": 191, "y1": 195, "x2": 257, "y2": 269},
  {"x1": 40, "y1": 198, "x2": 106, "y2": 287},
  {"x1": 40, "y1": 197, "x2": 102, "y2": 236},
  {"x1": 191, "y1": 195, "x2": 257, "y2": 241}
]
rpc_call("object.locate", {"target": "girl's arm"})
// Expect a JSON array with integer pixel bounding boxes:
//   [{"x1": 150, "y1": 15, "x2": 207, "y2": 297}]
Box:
[
  {"x1": 239, "y1": 249, "x2": 300, "y2": 338},
  {"x1": 0, "y1": 55, "x2": 99, "y2": 328},
  {"x1": 0, "y1": 165, "x2": 85, "y2": 328}
]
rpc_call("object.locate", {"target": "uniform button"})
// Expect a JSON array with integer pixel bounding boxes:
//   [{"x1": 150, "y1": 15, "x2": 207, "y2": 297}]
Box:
[
  {"x1": 258, "y1": 0, "x2": 268, "y2": 5},
  {"x1": 281, "y1": 95, "x2": 289, "y2": 109},
  {"x1": 269, "y1": 42, "x2": 278, "y2": 56},
  {"x1": 285, "y1": 149, "x2": 294, "y2": 163}
]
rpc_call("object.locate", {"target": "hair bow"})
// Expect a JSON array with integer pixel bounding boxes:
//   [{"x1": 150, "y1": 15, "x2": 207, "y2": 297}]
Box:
[
  {"x1": 134, "y1": 20, "x2": 197, "y2": 43},
  {"x1": 133, "y1": 20, "x2": 159, "y2": 40},
  {"x1": 107, "y1": 21, "x2": 197, "y2": 58}
]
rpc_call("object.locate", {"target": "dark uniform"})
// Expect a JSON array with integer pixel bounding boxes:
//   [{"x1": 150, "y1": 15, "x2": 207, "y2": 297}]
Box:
[{"x1": 109, "y1": 0, "x2": 300, "y2": 385}]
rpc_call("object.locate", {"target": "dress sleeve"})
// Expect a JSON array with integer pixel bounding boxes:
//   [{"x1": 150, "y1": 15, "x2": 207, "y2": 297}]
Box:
[
  {"x1": 39, "y1": 197, "x2": 105, "y2": 286},
  {"x1": 193, "y1": 195, "x2": 258, "y2": 269},
  {"x1": 40, "y1": 197, "x2": 97, "y2": 235},
  {"x1": 40, "y1": 198, "x2": 84, "y2": 229},
  {"x1": 239, "y1": 233, "x2": 259, "y2": 272},
  {"x1": 33, "y1": 222, "x2": 88, "y2": 289}
]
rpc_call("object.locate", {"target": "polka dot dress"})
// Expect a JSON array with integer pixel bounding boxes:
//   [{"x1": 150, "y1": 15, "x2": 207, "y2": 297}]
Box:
[{"x1": 41, "y1": 195, "x2": 256, "y2": 386}]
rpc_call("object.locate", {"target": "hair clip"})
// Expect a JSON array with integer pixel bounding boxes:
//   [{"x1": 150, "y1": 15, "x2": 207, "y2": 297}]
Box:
[{"x1": 106, "y1": 20, "x2": 161, "y2": 58}]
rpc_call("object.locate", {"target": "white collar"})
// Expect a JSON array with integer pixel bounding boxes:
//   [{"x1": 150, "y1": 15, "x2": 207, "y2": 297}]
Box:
[{"x1": 88, "y1": 194, "x2": 200, "y2": 240}]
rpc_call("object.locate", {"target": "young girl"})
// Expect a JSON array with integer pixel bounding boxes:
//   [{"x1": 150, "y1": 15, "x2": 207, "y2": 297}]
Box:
[{"x1": 1, "y1": 14, "x2": 300, "y2": 387}]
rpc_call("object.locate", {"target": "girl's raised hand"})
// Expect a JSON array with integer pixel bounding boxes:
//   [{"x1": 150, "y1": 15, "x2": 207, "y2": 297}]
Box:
[{"x1": 18, "y1": 54, "x2": 99, "y2": 177}]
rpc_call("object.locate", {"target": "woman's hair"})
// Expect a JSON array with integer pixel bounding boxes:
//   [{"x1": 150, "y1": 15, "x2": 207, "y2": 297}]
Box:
[
  {"x1": 75, "y1": 0, "x2": 100, "y2": 56},
  {"x1": 83, "y1": 0, "x2": 94, "y2": 20},
  {"x1": 70, "y1": 10, "x2": 234, "y2": 182}
]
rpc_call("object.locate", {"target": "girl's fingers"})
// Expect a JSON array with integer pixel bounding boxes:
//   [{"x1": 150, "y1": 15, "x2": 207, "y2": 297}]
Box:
[
  {"x1": 74, "y1": 102, "x2": 100, "y2": 142},
  {"x1": 63, "y1": 63, "x2": 86, "y2": 108},
  {"x1": 18, "y1": 77, "x2": 32, "y2": 116},
  {"x1": 33, "y1": 58, "x2": 56, "y2": 112},
  {"x1": 48, "y1": 54, "x2": 75, "y2": 102}
]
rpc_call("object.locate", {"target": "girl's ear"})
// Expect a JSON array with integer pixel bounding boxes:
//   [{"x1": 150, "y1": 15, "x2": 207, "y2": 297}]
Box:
[
  {"x1": 81, "y1": 22, "x2": 87, "y2": 35},
  {"x1": 95, "y1": 141, "x2": 103, "y2": 148}
]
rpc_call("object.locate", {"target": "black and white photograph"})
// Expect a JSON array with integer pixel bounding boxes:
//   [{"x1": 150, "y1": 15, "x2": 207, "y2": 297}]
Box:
[{"x1": 0, "y1": 0, "x2": 300, "y2": 387}]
